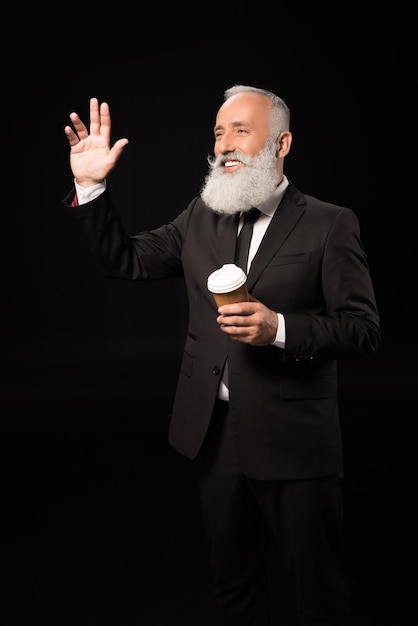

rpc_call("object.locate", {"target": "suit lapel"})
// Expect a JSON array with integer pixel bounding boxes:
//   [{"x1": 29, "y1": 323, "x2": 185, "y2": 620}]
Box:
[{"x1": 247, "y1": 186, "x2": 306, "y2": 291}]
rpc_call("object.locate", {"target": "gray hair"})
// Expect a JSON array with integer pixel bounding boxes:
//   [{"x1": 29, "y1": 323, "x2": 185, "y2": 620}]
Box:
[{"x1": 224, "y1": 85, "x2": 290, "y2": 138}]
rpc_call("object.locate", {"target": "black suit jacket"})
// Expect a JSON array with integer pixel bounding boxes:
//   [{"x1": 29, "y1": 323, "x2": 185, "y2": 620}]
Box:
[{"x1": 64, "y1": 181, "x2": 382, "y2": 480}]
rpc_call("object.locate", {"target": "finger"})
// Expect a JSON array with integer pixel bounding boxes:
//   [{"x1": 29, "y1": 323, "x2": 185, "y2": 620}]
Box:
[
  {"x1": 218, "y1": 303, "x2": 252, "y2": 315},
  {"x1": 68, "y1": 111, "x2": 88, "y2": 140},
  {"x1": 218, "y1": 310, "x2": 253, "y2": 323},
  {"x1": 64, "y1": 124, "x2": 79, "y2": 147},
  {"x1": 98, "y1": 101, "x2": 112, "y2": 144},
  {"x1": 89, "y1": 97, "x2": 101, "y2": 136},
  {"x1": 221, "y1": 325, "x2": 255, "y2": 342},
  {"x1": 108, "y1": 137, "x2": 130, "y2": 166}
]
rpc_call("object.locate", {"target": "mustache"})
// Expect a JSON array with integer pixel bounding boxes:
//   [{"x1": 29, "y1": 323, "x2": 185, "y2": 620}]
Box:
[{"x1": 207, "y1": 150, "x2": 251, "y2": 170}]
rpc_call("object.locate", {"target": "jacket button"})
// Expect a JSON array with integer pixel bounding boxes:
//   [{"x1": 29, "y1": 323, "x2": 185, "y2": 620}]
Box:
[{"x1": 212, "y1": 366, "x2": 221, "y2": 375}]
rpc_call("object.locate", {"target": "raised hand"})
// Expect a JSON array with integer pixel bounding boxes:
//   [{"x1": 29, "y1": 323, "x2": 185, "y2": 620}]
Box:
[{"x1": 64, "y1": 97, "x2": 129, "y2": 188}]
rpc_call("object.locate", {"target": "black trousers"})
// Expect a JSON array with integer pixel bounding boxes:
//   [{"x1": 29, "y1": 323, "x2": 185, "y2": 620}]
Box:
[{"x1": 195, "y1": 400, "x2": 353, "y2": 626}]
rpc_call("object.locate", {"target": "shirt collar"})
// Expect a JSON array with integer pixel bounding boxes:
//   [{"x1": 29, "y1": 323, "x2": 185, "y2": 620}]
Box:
[{"x1": 256, "y1": 175, "x2": 289, "y2": 218}]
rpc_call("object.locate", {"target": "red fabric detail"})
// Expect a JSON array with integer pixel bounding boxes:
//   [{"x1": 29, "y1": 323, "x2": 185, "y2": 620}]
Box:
[{"x1": 70, "y1": 193, "x2": 79, "y2": 207}]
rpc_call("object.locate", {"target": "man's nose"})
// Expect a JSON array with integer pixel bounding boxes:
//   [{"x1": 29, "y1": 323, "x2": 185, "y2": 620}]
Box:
[{"x1": 217, "y1": 132, "x2": 235, "y2": 154}]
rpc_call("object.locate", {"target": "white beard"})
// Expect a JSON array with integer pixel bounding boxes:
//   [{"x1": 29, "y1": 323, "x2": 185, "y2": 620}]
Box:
[{"x1": 200, "y1": 139, "x2": 279, "y2": 215}]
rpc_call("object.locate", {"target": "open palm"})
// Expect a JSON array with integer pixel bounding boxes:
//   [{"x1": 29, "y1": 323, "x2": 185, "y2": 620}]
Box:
[{"x1": 64, "y1": 98, "x2": 129, "y2": 186}]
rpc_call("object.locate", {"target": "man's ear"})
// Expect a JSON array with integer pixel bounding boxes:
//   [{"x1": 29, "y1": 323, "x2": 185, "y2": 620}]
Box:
[{"x1": 276, "y1": 131, "x2": 292, "y2": 157}]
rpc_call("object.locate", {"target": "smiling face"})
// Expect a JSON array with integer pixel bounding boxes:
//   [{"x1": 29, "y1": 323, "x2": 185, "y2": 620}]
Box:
[
  {"x1": 201, "y1": 90, "x2": 292, "y2": 214},
  {"x1": 213, "y1": 91, "x2": 273, "y2": 173}
]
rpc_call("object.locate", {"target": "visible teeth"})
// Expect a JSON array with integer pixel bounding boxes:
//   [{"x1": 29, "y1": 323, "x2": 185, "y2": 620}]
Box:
[{"x1": 225, "y1": 160, "x2": 240, "y2": 168}]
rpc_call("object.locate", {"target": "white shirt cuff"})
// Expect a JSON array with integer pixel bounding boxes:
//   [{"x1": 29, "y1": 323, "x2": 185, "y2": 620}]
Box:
[
  {"x1": 272, "y1": 313, "x2": 285, "y2": 348},
  {"x1": 74, "y1": 179, "x2": 106, "y2": 205}
]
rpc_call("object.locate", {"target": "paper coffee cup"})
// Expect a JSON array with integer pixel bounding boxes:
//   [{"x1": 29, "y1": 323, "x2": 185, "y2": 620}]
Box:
[{"x1": 207, "y1": 263, "x2": 249, "y2": 306}]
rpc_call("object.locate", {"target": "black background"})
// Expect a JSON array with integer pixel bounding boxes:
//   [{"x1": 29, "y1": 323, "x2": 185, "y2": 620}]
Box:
[{"x1": 2, "y1": 5, "x2": 416, "y2": 625}]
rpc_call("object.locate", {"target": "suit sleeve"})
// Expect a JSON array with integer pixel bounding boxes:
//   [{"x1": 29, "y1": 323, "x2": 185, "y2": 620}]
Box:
[
  {"x1": 283, "y1": 207, "x2": 382, "y2": 361},
  {"x1": 63, "y1": 188, "x2": 189, "y2": 281}
]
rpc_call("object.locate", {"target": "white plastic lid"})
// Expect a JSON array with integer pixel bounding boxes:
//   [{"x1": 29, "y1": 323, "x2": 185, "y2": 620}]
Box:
[{"x1": 207, "y1": 263, "x2": 247, "y2": 294}]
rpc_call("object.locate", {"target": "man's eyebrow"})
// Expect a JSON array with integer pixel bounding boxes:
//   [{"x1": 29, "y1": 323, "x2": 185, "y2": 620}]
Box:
[{"x1": 214, "y1": 121, "x2": 250, "y2": 132}]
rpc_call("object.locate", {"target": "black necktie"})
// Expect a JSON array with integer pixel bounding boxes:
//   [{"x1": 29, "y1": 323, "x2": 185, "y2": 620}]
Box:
[{"x1": 235, "y1": 208, "x2": 261, "y2": 272}]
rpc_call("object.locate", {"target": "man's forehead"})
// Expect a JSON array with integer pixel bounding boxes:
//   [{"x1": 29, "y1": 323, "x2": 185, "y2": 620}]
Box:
[{"x1": 216, "y1": 93, "x2": 270, "y2": 125}]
